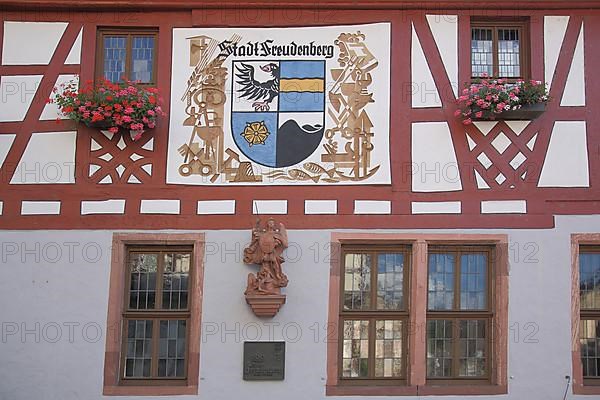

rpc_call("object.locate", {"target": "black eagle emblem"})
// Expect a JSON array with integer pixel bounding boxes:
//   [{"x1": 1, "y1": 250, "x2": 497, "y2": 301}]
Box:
[{"x1": 235, "y1": 63, "x2": 280, "y2": 111}]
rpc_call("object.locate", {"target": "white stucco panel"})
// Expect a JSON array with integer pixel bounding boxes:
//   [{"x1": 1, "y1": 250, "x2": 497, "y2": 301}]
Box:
[
  {"x1": 11, "y1": 131, "x2": 77, "y2": 184},
  {"x1": 354, "y1": 200, "x2": 391, "y2": 214},
  {"x1": 2, "y1": 21, "x2": 67, "y2": 65},
  {"x1": 20, "y1": 200, "x2": 61, "y2": 215},
  {"x1": 544, "y1": 16, "x2": 569, "y2": 89},
  {"x1": 411, "y1": 122, "x2": 462, "y2": 192},
  {"x1": 539, "y1": 121, "x2": 589, "y2": 187},
  {"x1": 481, "y1": 200, "x2": 527, "y2": 214},
  {"x1": 197, "y1": 200, "x2": 236, "y2": 215},
  {"x1": 561, "y1": 23, "x2": 585, "y2": 106},
  {"x1": 80, "y1": 200, "x2": 126, "y2": 215},
  {"x1": 140, "y1": 199, "x2": 181, "y2": 214},
  {"x1": 411, "y1": 201, "x2": 461, "y2": 214},
  {"x1": 40, "y1": 75, "x2": 79, "y2": 120},
  {"x1": 0, "y1": 134, "x2": 16, "y2": 169},
  {"x1": 253, "y1": 200, "x2": 287, "y2": 214},
  {"x1": 426, "y1": 14, "x2": 458, "y2": 97},
  {"x1": 411, "y1": 24, "x2": 442, "y2": 108},
  {"x1": 304, "y1": 200, "x2": 337, "y2": 215},
  {"x1": 0, "y1": 75, "x2": 43, "y2": 122},
  {"x1": 65, "y1": 28, "x2": 83, "y2": 65}
]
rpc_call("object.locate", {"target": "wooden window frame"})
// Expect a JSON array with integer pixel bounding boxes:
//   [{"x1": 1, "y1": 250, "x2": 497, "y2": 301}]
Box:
[
  {"x1": 470, "y1": 17, "x2": 530, "y2": 81},
  {"x1": 425, "y1": 246, "x2": 494, "y2": 384},
  {"x1": 103, "y1": 233, "x2": 204, "y2": 396},
  {"x1": 572, "y1": 234, "x2": 600, "y2": 395},
  {"x1": 338, "y1": 245, "x2": 411, "y2": 386},
  {"x1": 96, "y1": 28, "x2": 159, "y2": 85},
  {"x1": 326, "y1": 233, "x2": 508, "y2": 397},
  {"x1": 120, "y1": 246, "x2": 193, "y2": 384}
]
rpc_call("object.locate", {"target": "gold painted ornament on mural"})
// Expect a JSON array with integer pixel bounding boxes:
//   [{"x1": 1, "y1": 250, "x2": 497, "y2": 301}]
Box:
[{"x1": 241, "y1": 121, "x2": 270, "y2": 146}]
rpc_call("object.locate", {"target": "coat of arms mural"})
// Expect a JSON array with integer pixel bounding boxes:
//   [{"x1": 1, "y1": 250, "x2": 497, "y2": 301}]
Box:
[{"x1": 167, "y1": 24, "x2": 391, "y2": 185}]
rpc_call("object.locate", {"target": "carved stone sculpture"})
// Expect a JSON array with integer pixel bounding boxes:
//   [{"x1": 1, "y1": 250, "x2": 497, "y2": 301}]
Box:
[{"x1": 243, "y1": 218, "x2": 288, "y2": 316}]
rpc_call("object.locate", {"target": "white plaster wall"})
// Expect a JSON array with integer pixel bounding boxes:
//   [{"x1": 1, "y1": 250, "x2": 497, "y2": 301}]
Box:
[
  {"x1": 0, "y1": 216, "x2": 597, "y2": 399},
  {"x1": 426, "y1": 15, "x2": 458, "y2": 97},
  {"x1": 1, "y1": 21, "x2": 67, "y2": 65},
  {"x1": 411, "y1": 24, "x2": 441, "y2": 108},
  {"x1": 544, "y1": 16, "x2": 569, "y2": 88}
]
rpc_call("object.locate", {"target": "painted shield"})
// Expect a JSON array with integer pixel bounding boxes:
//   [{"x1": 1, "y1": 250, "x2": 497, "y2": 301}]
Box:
[{"x1": 231, "y1": 60, "x2": 325, "y2": 168}]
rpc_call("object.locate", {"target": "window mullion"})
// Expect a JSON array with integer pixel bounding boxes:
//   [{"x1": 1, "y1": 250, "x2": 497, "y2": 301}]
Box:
[
  {"x1": 452, "y1": 317, "x2": 460, "y2": 379},
  {"x1": 151, "y1": 317, "x2": 159, "y2": 378},
  {"x1": 368, "y1": 317, "x2": 376, "y2": 379},
  {"x1": 156, "y1": 251, "x2": 164, "y2": 310},
  {"x1": 455, "y1": 251, "x2": 461, "y2": 311},
  {"x1": 493, "y1": 27, "x2": 499, "y2": 78},
  {"x1": 371, "y1": 252, "x2": 378, "y2": 310},
  {"x1": 125, "y1": 34, "x2": 133, "y2": 81}
]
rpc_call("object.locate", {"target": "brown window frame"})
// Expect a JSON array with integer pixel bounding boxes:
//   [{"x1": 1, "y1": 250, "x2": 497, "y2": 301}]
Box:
[
  {"x1": 426, "y1": 246, "x2": 495, "y2": 384},
  {"x1": 338, "y1": 245, "x2": 411, "y2": 386},
  {"x1": 120, "y1": 246, "x2": 193, "y2": 385},
  {"x1": 96, "y1": 28, "x2": 159, "y2": 85},
  {"x1": 470, "y1": 17, "x2": 530, "y2": 81},
  {"x1": 103, "y1": 233, "x2": 204, "y2": 396},
  {"x1": 327, "y1": 234, "x2": 508, "y2": 397},
  {"x1": 578, "y1": 245, "x2": 600, "y2": 387}
]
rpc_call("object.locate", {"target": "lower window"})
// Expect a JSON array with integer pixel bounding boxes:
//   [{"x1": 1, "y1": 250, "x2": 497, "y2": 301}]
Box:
[
  {"x1": 121, "y1": 248, "x2": 192, "y2": 382},
  {"x1": 579, "y1": 247, "x2": 600, "y2": 386},
  {"x1": 103, "y1": 233, "x2": 204, "y2": 396},
  {"x1": 328, "y1": 235, "x2": 508, "y2": 396},
  {"x1": 426, "y1": 248, "x2": 492, "y2": 382},
  {"x1": 339, "y1": 247, "x2": 409, "y2": 384}
]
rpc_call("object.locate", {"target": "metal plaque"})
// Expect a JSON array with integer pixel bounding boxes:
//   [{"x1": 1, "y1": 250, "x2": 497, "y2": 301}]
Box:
[{"x1": 243, "y1": 341, "x2": 285, "y2": 380}]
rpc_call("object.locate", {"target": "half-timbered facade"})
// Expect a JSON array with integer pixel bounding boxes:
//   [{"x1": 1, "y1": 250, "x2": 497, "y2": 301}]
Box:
[{"x1": 0, "y1": 1, "x2": 599, "y2": 399}]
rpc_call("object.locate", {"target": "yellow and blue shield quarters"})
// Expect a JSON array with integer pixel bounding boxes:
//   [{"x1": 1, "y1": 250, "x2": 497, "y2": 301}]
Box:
[{"x1": 231, "y1": 60, "x2": 325, "y2": 168}]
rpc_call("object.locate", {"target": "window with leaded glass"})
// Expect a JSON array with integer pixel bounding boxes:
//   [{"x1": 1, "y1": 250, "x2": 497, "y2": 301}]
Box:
[
  {"x1": 340, "y1": 246, "x2": 409, "y2": 383},
  {"x1": 579, "y1": 247, "x2": 600, "y2": 383},
  {"x1": 471, "y1": 19, "x2": 529, "y2": 79},
  {"x1": 121, "y1": 246, "x2": 192, "y2": 382},
  {"x1": 97, "y1": 29, "x2": 158, "y2": 84},
  {"x1": 426, "y1": 247, "x2": 492, "y2": 382}
]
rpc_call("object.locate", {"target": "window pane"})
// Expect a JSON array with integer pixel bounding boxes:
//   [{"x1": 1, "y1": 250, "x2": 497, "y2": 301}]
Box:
[
  {"x1": 426, "y1": 320, "x2": 453, "y2": 378},
  {"x1": 580, "y1": 253, "x2": 600, "y2": 309},
  {"x1": 158, "y1": 320, "x2": 187, "y2": 377},
  {"x1": 458, "y1": 320, "x2": 487, "y2": 377},
  {"x1": 375, "y1": 320, "x2": 403, "y2": 378},
  {"x1": 428, "y1": 253, "x2": 455, "y2": 310},
  {"x1": 103, "y1": 35, "x2": 126, "y2": 83},
  {"x1": 124, "y1": 320, "x2": 153, "y2": 378},
  {"x1": 460, "y1": 253, "x2": 487, "y2": 310},
  {"x1": 162, "y1": 253, "x2": 191, "y2": 310},
  {"x1": 129, "y1": 253, "x2": 158, "y2": 309},
  {"x1": 377, "y1": 253, "x2": 404, "y2": 310},
  {"x1": 344, "y1": 253, "x2": 371, "y2": 310},
  {"x1": 471, "y1": 28, "x2": 493, "y2": 77},
  {"x1": 497, "y1": 28, "x2": 521, "y2": 77},
  {"x1": 131, "y1": 36, "x2": 155, "y2": 83},
  {"x1": 342, "y1": 320, "x2": 369, "y2": 378},
  {"x1": 581, "y1": 319, "x2": 600, "y2": 377}
]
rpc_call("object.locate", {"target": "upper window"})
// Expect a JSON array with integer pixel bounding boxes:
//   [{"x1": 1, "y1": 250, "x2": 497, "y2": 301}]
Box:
[
  {"x1": 471, "y1": 18, "x2": 529, "y2": 79},
  {"x1": 579, "y1": 247, "x2": 600, "y2": 384},
  {"x1": 340, "y1": 246, "x2": 410, "y2": 383},
  {"x1": 97, "y1": 29, "x2": 157, "y2": 84},
  {"x1": 426, "y1": 247, "x2": 491, "y2": 381}
]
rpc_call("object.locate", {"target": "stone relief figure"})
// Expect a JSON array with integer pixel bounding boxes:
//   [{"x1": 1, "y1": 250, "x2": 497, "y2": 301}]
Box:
[{"x1": 244, "y1": 218, "x2": 288, "y2": 295}]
